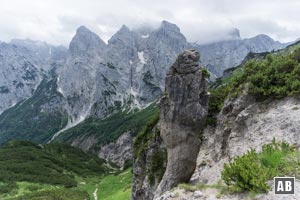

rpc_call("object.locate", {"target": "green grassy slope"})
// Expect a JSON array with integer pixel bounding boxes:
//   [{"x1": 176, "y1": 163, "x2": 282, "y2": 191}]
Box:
[
  {"x1": 0, "y1": 141, "x2": 109, "y2": 199},
  {"x1": 98, "y1": 168, "x2": 132, "y2": 200},
  {"x1": 2, "y1": 170, "x2": 133, "y2": 200}
]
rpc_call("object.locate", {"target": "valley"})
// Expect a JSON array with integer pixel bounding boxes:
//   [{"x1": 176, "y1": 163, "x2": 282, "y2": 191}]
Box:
[
  {"x1": 0, "y1": 141, "x2": 132, "y2": 200},
  {"x1": 0, "y1": 11, "x2": 299, "y2": 200}
]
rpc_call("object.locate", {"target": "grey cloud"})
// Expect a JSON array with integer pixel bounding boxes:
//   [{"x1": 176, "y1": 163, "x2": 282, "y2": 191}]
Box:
[{"x1": 0, "y1": 0, "x2": 299, "y2": 46}]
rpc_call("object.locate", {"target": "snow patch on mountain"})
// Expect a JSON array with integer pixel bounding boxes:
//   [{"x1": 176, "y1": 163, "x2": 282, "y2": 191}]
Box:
[
  {"x1": 138, "y1": 51, "x2": 146, "y2": 64},
  {"x1": 141, "y1": 34, "x2": 149, "y2": 38}
]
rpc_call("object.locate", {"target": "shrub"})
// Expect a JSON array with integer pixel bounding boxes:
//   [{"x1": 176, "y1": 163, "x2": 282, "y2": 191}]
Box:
[
  {"x1": 222, "y1": 141, "x2": 296, "y2": 194},
  {"x1": 133, "y1": 110, "x2": 160, "y2": 159},
  {"x1": 206, "y1": 68, "x2": 243, "y2": 126},
  {"x1": 0, "y1": 182, "x2": 17, "y2": 194},
  {"x1": 148, "y1": 149, "x2": 167, "y2": 185},
  {"x1": 241, "y1": 49, "x2": 300, "y2": 99},
  {"x1": 201, "y1": 68, "x2": 210, "y2": 79},
  {"x1": 206, "y1": 86, "x2": 230, "y2": 126},
  {"x1": 221, "y1": 149, "x2": 271, "y2": 193}
]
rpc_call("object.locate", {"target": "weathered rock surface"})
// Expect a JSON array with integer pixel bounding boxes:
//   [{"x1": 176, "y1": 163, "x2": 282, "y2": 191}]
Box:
[
  {"x1": 0, "y1": 40, "x2": 67, "y2": 114},
  {"x1": 157, "y1": 92, "x2": 300, "y2": 199},
  {"x1": 155, "y1": 49, "x2": 209, "y2": 197},
  {"x1": 192, "y1": 95, "x2": 300, "y2": 185},
  {"x1": 98, "y1": 131, "x2": 133, "y2": 168}
]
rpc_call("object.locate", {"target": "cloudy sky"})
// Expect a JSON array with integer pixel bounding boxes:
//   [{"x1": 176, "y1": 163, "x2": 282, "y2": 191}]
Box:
[{"x1": 1, "y1": 0, "x2": 300, "y2": 46}]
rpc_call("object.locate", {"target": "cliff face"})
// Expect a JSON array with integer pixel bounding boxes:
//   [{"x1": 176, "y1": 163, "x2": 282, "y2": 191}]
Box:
[
  {"x1": 132, "y1": 50, "x2": 209, "y2": 200},
  {"x1": 0, "y1": 41, "x2": 67, "y2": 115},
  {"x1": 156, "y1": 49, "x2": 209, "y2": 196},
  {"x1": 97, "y1": 131, "x2": 133, "y2": 168},
  {"x1": 132, "y1": 123, "x2": 167, "y2": 200}
]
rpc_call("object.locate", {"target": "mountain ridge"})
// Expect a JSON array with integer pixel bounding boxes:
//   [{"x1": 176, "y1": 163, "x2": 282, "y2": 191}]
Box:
[{"x1": 0, "y1": 20, "x2": 294, "y2": 166}]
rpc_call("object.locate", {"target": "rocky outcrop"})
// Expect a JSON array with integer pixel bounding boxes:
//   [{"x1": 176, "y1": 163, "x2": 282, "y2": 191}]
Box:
[
  {"x1": 72, "y1": 131, "x2": 134, "y2": 169},
  {"x1": 190, "y1": 91, "x2": 300, "y2": 187},
  {"x1": 156, "y1": 90, "x2": 300, "y2": 199},
  {"x1": 155, "y1": 49, "x2": 209, "y2": 197},
  {"x1": 98, "y1": 131, "x2": 133, "y2": 168}
]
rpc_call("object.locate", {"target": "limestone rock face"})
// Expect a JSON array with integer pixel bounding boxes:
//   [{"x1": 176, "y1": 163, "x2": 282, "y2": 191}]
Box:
[
  {"x1": 156, "y1": 95, "x2": 300, "y2": 200},
  {"x1": 156, "y1": 49, "x2": 209, "y2": 196},
  {"x1": 98, "y1": 131, "x2": 133, "y2": 168},
  {"x1": 0, "y1": 40, "x2": 67, "y2": 115}
]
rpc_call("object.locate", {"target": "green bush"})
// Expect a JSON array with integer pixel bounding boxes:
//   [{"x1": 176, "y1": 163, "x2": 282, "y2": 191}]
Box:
[
  {"x1": 0, "y1": 182, "x2": 16, "y2": 194},
  {"x1": 201, "y1": 68, "x2": 210, "y2": 79},
  {"x1": 222, "y1": 141, "x2": 296, "y2": 194},
  {"x1": 222, "y1": 149, "x2": 271, "y2": 193},
  {"x1": 133, "y1": 110, "x2": 160, "y2": 159},
  {"x1": 206, "y1": 86, "x2": 230, "y2": 126},
  {"x1": 238, "y1": 48, "x2": 300, "y2": 99},
  {"x1": 259, "y1": 142, "x2": 289, "y2": 170},
  {"x1": 206, "y1": 68, "x2": 243, "y2": 126},
  {"x1": 148, "y1": 149, "x2": 167, "y2": 185}
]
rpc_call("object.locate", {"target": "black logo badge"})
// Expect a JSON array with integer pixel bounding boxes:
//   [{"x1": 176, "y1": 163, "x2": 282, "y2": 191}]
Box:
[{"x1": 274, "y1": 177, "x2": 295, "y2": 194}]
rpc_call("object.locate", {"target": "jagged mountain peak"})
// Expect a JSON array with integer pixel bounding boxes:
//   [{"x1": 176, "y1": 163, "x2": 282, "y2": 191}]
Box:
[
  {"x1": 149, "y1": 20, "x2": 187, "y2": 43},
  {"x1": 244, "y1": 34, "x2": 283, "y2": 47},
  {"x1": 76, "y1": 25, "x2": 93, "y2": 34},
  {"x1": 251, "y1": 34, "x2": 284, "y2": 46},
  {"x1": 149, "y1": 20, "x2": 187, "y2": 50},
  {"x1": 251, "y1": 34, "x2": 276, "y2": 41},
  {"x1": 73, "y1": 25, "x2": 106, "y2": 44},
  {"x1": 119, "y1": 24, "x2": 131, "y2": 32},
  {"x1": 159, "y1": 20, "x2": 181, "y2": 32},
  {"x1": 69, "y1": 25, "x2": 106, "y2": 57},
  {"x1": 108, "y1": 24, "x2": 134, "y2": 43},
  {"x1": 107, "y1": 26, "x2": 138, "y2": 49}
]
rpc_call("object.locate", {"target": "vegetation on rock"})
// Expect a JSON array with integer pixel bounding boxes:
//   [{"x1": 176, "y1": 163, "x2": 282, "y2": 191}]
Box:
[
  {"x1": 207, "y1": 46, "x2": 300, "y2": 126},
  {"x1": 133, "y1": 109, "x2": 160, "y2": 159}
]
